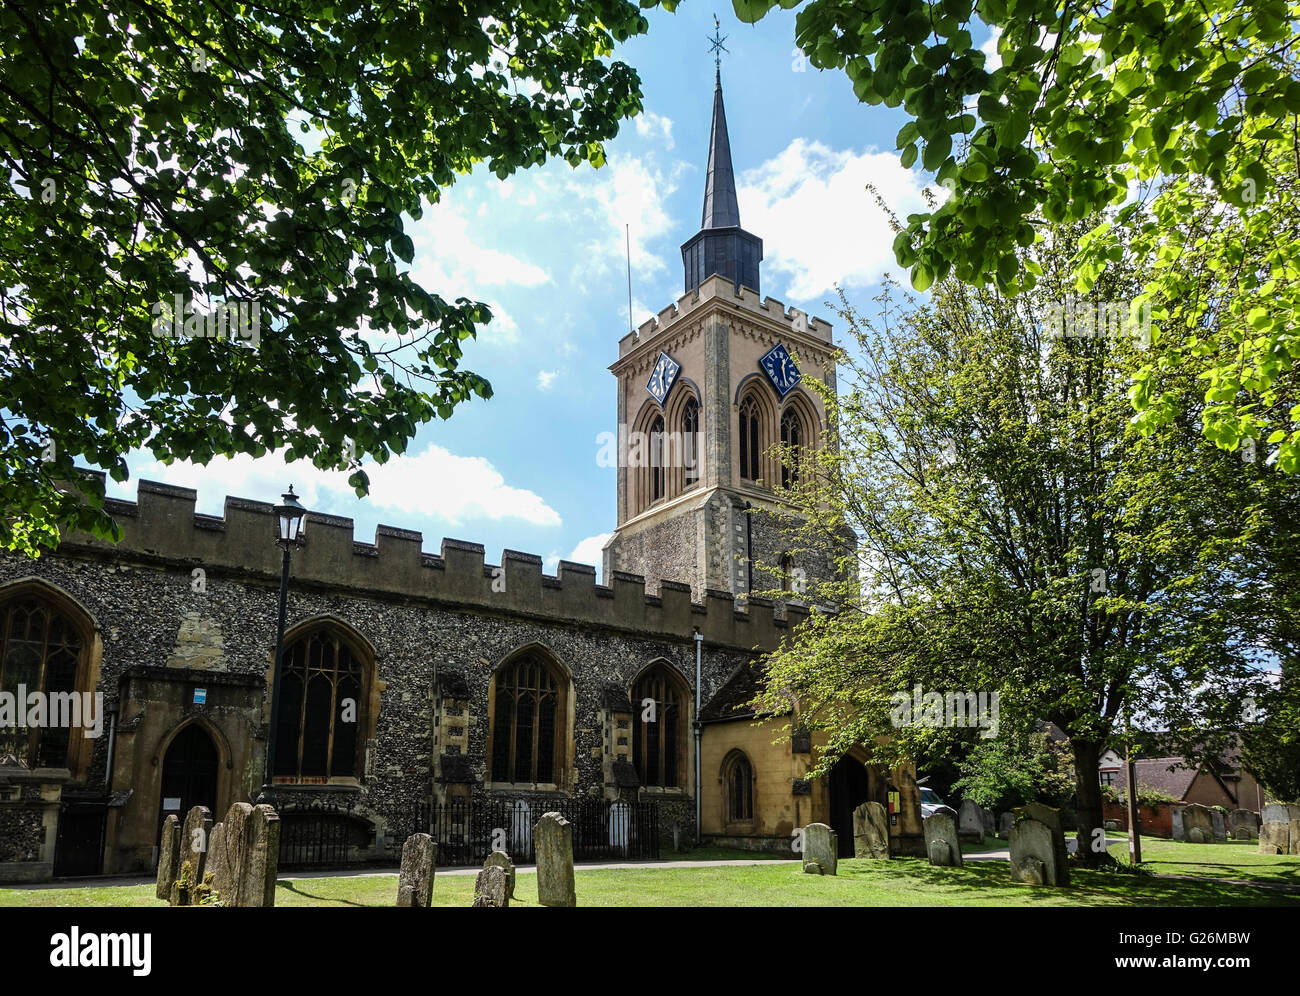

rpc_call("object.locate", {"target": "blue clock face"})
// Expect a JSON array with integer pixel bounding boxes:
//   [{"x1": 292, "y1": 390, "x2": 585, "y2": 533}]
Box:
[
  {"x1": 646, "y1": 351, "x2": 682, "y2": 405},
  {"x1": 759, "y1": 341, "x2": 801, "y2": 398}
]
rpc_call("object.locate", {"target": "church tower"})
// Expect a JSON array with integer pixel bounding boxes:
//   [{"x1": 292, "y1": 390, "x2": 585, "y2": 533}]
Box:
[{"x1": 603, "y1": 71, "x2": 839, "y2": 600}]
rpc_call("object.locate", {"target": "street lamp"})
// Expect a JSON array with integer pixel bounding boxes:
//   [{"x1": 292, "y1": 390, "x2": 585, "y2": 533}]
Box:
[{"x1": 256, "y1": 486, "x2": 308, "y2": 810}]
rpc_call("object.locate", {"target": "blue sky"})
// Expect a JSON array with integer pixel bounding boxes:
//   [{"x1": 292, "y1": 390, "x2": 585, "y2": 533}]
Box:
[{"x1": 111, "y1": 8, "x2": 999, "y2": 577}]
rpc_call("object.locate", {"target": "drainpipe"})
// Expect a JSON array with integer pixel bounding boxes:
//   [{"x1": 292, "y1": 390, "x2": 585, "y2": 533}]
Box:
[{"x1": 694, "y1": 628, "x2": 703, "y2": 844}]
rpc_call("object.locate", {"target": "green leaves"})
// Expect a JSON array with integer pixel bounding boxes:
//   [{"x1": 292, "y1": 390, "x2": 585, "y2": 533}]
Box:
[{"x1": 0, "y1": 0, "x2": 653, "y2": 554}]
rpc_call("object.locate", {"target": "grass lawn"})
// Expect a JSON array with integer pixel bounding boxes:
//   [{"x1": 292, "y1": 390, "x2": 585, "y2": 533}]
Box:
[
  {"x1": 3, "y1": 841, "x2": 1294, "y2": 907},
  {"x1": 1107, "y1": 835, "x2": 1300, "y2": 887}
]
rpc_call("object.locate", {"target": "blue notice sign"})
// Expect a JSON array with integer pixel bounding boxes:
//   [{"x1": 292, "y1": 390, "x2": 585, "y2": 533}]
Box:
[{"x1": 193, "y1": 688, "x2": 207, "y2": 704}]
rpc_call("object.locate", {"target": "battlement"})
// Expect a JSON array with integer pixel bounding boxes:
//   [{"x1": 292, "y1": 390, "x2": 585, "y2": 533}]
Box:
[
  {"x1": 56, "y1": 479, "x2": 808, "y2": 653},
  {"x1": 617, "y1": 273, "x2": 833, "y2": 359}
]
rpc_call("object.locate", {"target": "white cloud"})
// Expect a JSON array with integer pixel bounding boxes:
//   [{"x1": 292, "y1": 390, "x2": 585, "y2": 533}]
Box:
[
  {"x1": 981, "y1": 27, "x2": 1003, "y2": 71},
  {"x1": 569, "y1": 156, "x2": 686, "y2": 279},
  {"x1": 634, "y1": 111, "x2": 675, "y2": 150},
  {"x1": 537, "y1": 369, "x2": 559, "y2": 391},
  {"x1": 567, "y1": 532, "x2": 612, "y2": 570},
  {"x1": 114, "y1": 442, "x2": 561, "y2": 529},
  {"x1": 738, "y1": 139, "x2": 933, "y2": 300}
]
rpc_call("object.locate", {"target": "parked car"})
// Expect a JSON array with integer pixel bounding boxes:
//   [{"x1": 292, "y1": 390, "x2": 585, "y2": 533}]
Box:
[{"x1": 919, "y1": 787, "x2": 947, "y2": 818}]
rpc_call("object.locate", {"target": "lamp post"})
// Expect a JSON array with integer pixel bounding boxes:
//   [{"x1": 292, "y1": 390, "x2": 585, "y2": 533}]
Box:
[{"x1": 256, "y1": 486, "x2": 308, "y2": 811}]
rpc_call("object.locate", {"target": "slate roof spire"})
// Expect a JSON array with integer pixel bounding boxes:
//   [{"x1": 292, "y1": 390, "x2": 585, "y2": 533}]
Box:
[{"x1": 680, "y1": 30, "x2": 764, "y2": 296}]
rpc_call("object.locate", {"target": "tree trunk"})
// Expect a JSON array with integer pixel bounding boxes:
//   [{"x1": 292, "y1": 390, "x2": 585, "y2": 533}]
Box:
[{"x1": 1071, "y1": 738, "x2": 1107, "y2": 866}]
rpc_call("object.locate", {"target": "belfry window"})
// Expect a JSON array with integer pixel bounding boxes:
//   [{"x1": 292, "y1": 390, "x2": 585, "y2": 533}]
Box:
[
  {"x1": 739, "y1": 397, "x2": 761, "y2": 481},
  {"x1": 274, "y1": 630, "x2": 364, "y2": 779},
  {"x1": 650, "y1": 414, "x2": 666, "y2": 503},
  {"x1": 682, "y1": 398, "x2": 700, "y2": 484},
  {"x1": 780, "y1": 409, "x2": 803, "y2": 488}
]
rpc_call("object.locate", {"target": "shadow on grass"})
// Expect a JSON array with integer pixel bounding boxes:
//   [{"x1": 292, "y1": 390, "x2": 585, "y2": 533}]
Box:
[
  {"x1": 837, "y1": 857, "x2": 1289, "y2": 907},
  {"x1": 276, "y1": 879, "x2": 368, "y2": 907}
]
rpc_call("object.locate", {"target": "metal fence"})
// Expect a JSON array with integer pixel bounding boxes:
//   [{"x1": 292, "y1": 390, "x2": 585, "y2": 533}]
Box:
[
  {"x1": 413, "y1": 798, "x2": 659, "y2": 866},
  {"x1": 277, "y1": 799, "x2": 369, "y2": 870}
]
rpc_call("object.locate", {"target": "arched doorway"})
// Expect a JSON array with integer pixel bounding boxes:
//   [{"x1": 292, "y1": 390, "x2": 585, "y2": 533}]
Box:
[
  {"x1": 157, "y1": 724, "x2": 218, "y2": 846},
  {"x1": 828, "y1": 756, "x2": 878, "y2": 858}
]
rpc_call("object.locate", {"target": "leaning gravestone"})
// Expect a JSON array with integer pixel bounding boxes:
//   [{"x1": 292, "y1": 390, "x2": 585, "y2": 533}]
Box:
[
  {"x1": 852, "y1": 802, "x2": 890, "y2": 859},
  {"x1": 998, "y1": 812, "x2": 1013, "y2": 840},
  {"x1": 1210, "y1": 809, "x2": 1227, "y2": 842},
  {"x1": 172, "y1": 805, "x2": 213, "y2": 904},
  {"x1": 208, "y1": 802, "x2": 252, "y2": 903},
  {"x1": 240, "y1": 804, "x2": 280, "y2": 907},
  {"x1": 472, "y1": 865, "x2": 510, "y2": 907},
  {"x1": 1010, "y1": 818, "x2": 1061, "y2": 886},
  {"x1": 156, "y1": 814, "x2": 181, "y2": 901},
  {"x1": 205, "y1": 821, "x2": 229, "y2": 899},
  {"x1": 483, "y1": 850, "x2": 516, "y2": 899},
  {"x1": 1228, "y1": 809, "x2": 1257, "y2": 841},
  {"x1": 957, "y1": 799, "x2": 984, "y2": 843},
  {"x1": 1259, "y1": 803, "x2": 1300, "y2": 855},
  {"x1": 535, "y1": 812, "x2": 576, "y2": 907},
  {"x1": 1013, "y1": 803, "x2": 1070, "y2": 886},
  {"x1": 802, "y1": 822, "x2": 838, "y2": 875},
  {"x1": 396, "y1": 833, "x2": 437, "y2": 908},
  {"x1": 922, "y1": 806, "x2": 962, "y2": 868},
  {"x1": 1182, "y1": 803, "x2": 1214, "y2": 844}
]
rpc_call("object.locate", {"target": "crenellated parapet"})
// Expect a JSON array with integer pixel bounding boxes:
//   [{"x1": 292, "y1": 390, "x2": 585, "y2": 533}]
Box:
[
  {"x1": 54, "y1": 479, "x2": 809, "y2": 653},
  {"x1": 616, "y1": 273, "x2": 833, "y2": 361}
]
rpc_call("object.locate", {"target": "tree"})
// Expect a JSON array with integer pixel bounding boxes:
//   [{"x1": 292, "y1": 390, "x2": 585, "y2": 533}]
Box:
[
  {"x1": 951, "y1": 723, "x2": 1075, "y2": 814},
  {"x1": 1, "y1": 0, "x2": 650, "y2": 554},
  {"x1": 754, "y1": 208, "x2": 1271, "y2": 863},
  {"x1": 727, "y1": 0, "x2": 1300, "y2": 470}
]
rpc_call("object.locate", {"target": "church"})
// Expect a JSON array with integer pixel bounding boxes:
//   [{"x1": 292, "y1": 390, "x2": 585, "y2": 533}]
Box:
[{"x1": 0, "y1": 71, "x2": 924, "y2": 883}]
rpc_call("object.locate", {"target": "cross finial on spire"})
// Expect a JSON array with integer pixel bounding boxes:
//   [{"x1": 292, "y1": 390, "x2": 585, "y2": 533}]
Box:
[{"x1": 708, "y1": 14, "x2": 728, "y2": 82}]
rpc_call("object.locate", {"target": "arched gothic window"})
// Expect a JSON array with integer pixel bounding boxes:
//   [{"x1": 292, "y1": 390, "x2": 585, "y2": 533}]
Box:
[
  {"x1": 649, "y1": 414, "x2": 666, "y2": 504},
  {"x1": 274, "y1": 629, "x2": 365, "y2": 779},
  {"x1": 632, "y1": 663, "x2": 688, "y2": 788},
  {"x1": 724, "y1": 751, "x2": 754, "y2": 822},
  {"x1": 681, "y1": 398, "x2": 700, "y2": 485},
  {"x1": 491, "y1": 653, "x2": 565, "y2": 784},
  {"x1": 780, "y1": 408, "x2": 803, "y2": 488},
  {"x1": 738, "y1": 397, "x2": 761, "y2": 482},
  {"x1": 0, "y1": 594, "x2": 84, "y2": 768}
]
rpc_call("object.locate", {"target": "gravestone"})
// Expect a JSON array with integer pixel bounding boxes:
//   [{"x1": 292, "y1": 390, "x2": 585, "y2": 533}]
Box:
[
  {"x1": 957, "y1": 799, "x2": 984, "y2": 843},
  {"x1": 981, "y1": 808, "x2": 995, "y2": 839},
  {"x1": 998, "y1": 812, "x2": 1013, "y2": 840},
  {"x1": 802, "y1": 822, "x2": 837, "y2": 875},
  {"x1": 852, "y1": 802, "x2": 890, "y2": 859},
  {"x1": 1172, "y1": 805, "x2": 1185, "y2": 841},
  {"x1": 535, "y1": 812, "x2": 576, "y2": 907},
  {"x1": 1259, "y1": 803, "x2": 1300, "y2": 854},
  {"x1": 1182, "y1": 803, "x2": 1214, "y2": 844},
  {"x1": 472, "y1": 865, "x2": 510, "y2": 908},
  {"x1": 1228, "y1": 809, "x2": 1257, "y2": 840},
  {"x1": 483, "y1": 850, "x2": 516, "y2": 899},
  {"x1": 208, "y1": 802, "x2": 252, "y2": 903},
  {"x1": 205, "y1": 821, "x2": 229, "y2": 899},
  {"x1": 239, "y1": 804, "x2": 280, "y2": 907},
  {"x1": 1210, "y1": 809, "x2": 1227, "y2": 842},
  {"x1": 396, "y1": 833, "x2": 437, "y2": 908},
  {"x1": 1012, "y1": 803, "x2": 1070, "y2": 886},
  {"x1": 922, "y1": 806, "x2": 962, "y2": 868},
  {"x1": 1010, "y1": 818, "x2": 1062, "y2": 886},
  {"x1": 175, "y1": 800, "x2": 213, "y2": 904},
  {"x1": 156, "y1": 814, "x2": 181, "y2": 901}
]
